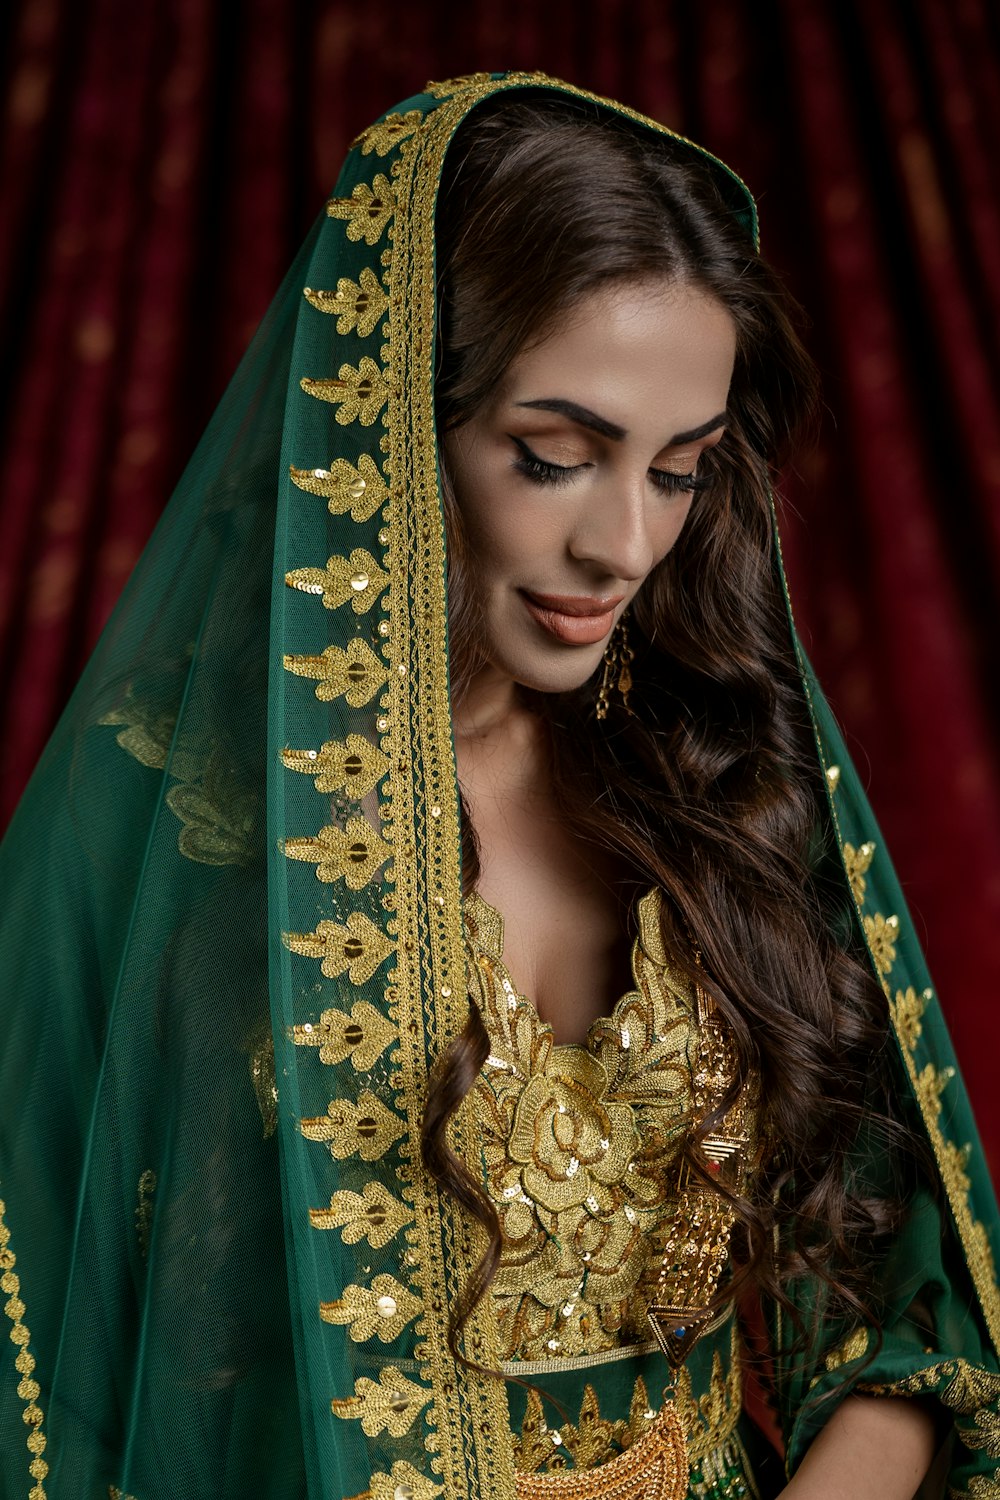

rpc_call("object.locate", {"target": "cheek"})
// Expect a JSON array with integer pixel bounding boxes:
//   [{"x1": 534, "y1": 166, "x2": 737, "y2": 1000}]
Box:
[
  {"x1": 458, "y1": 477, "x2": 559, "y2": 576},
  {"x1": 650, "y1": 497, "x2": 697, "y2": 565}
]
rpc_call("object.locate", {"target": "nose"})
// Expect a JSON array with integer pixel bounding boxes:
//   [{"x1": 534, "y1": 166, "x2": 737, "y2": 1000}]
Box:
[{"x1": 568, "y1": 477, "x2": 658, "y2": 583}]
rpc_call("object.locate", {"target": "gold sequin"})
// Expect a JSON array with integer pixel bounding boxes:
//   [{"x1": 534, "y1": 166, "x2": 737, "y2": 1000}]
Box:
[
  {"x1": 0, "y1": 1200, "x2": 49, "y2": 1500},
  {"x1": 289, "y1": 453, "x2": 388, "y2": 523},
  {"x1": 309, "y1": 1180, "x2": 412, "y2": 1245},
  {"x1": 326, "y1": 174, "x2": 395, "y2": 245},
  {"x1": 304, "y1": 266, "x2": 389, "y2": 336}
]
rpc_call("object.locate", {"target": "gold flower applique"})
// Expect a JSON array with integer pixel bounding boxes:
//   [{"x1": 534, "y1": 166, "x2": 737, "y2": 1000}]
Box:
[{"x1": 467, "y1": 888, "x2": 699, "y2": 1360}]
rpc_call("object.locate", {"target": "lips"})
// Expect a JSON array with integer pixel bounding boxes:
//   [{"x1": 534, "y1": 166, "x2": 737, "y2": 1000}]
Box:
[{"x1": 520, "y1": 591, "x2": 624, "y2": 646}]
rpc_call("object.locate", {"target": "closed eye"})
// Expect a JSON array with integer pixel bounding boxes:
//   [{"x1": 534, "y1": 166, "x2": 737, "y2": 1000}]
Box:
[{"x1": 511, "y1": 437, "x2": 586, "y2": 487}]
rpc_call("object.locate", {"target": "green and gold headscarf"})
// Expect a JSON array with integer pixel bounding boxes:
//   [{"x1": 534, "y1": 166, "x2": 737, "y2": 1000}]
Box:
[{"x1": 0, "y1": 72, "x2": 998, "y2": 1500}]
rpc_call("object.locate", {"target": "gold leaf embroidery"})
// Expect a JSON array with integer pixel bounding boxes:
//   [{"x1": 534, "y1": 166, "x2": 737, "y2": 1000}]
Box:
[
  {"x1": 824, "y1": 1325, "x2": 870, "y2": 1371},
  {"x1": 285, "y1": 548, "x2": 389, "y2": 614},
  {"x1": 326, "y1": 174, "x2": 395, "y2": 244},
  {"x1": 282, "y1": 734, "x2": 390, "y2": 799},
  {"x1": 862, "y1": 911, "x2": 899, "y2": 980},
  {"x1": 889, "y1": 986, "x2": 929, "y2": 1055},
  {"x1": 300, "y1": 1091, "x2": 405, "y2": 1160},
  {"x1": 914, "y1": 1061, "x2": 956, "y2": 1124},
  {"x1": 283, "y1": 638, "x2": 389, "y2": 706},
  {"x1": 289, "y1": 453, "x2": 387, "y2": 523},
  {"x1": 676, "y1": 1335, "x2": 742, "y2": 1463},
  {"x1": 320, "y1": 1271, "x2": 422, "y2": 1342},
  {"x1": 293, "y1": 998, "x2": 395, "y2": 1070},
  {"x1": 284, "y1": 911, "x2": 394, "y2": 984},
  {"x1": 331, "y1": 1366, "x2": 430, "y2": 1437},
  {"x1": 862, "y1": 1359, "x2": 1000, "y2": 1461},
  {"x1": 423, "y1": 73, "x2": 494, "y2": 99},
  {"x1": 164, "y1": 775, "x2": 257, "y2": 866},
  {"x1": 301, "y1": 356, "x2": 389, "y2": 426},
  {"x1": 309, "y1": 1181, "x2": 412, "y2": 1245},
  {"x1": 353, "y1": 110, "x2": 425, "y2": 157},
  {"x1": 842, "y1": 840, "x2": 876, "y2": 906},
  {"x1": 284, "y1": 814, "x2": 391, "y2": 890},
  {"x1": 304, "y1": 266, "x2": 388, "y2": 336},
  {"x1": 0, "y1": 1201, "x2": 49, "y2": 1499}
]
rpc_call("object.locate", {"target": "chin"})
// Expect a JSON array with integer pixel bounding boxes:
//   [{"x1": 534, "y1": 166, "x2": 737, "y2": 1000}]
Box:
[{"x1": 501, "y1": 647, "x2": 605, "y2": 699}]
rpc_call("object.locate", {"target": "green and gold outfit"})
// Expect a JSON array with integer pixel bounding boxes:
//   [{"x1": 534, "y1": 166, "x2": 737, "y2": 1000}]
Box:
[{"x1": 0, "y1": 71, "x2": 998, "y2": 1500}]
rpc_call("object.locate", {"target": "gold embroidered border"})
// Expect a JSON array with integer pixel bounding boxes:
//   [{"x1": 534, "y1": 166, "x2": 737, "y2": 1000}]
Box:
[
  {"x1": 0, "y1": 1198, "x2": 49, "y2": 1499},
  {"x1": 794, "y1": 667, "x2": 1000, "y2": 1356}
]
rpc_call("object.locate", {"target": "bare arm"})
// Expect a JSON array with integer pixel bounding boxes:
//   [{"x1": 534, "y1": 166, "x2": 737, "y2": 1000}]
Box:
[{"x1": 780, "y1": 1394, "x2": 939, "y2": 1500}]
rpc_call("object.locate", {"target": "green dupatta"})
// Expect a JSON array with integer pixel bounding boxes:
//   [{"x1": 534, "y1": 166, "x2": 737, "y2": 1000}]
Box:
[{"x1": 0, "y1": 71, "x2": 998, "y2": 1500}]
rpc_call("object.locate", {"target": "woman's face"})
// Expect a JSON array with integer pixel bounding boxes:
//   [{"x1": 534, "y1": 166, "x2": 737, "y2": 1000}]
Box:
[{"x1": 443, "y1": 278, "x2": 737, "y2": 702}]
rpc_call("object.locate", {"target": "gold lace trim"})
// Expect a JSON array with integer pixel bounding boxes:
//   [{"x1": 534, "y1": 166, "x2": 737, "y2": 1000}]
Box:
[{"x1": 0, "y1": 1199, "x2": 49, "y2": 1499}]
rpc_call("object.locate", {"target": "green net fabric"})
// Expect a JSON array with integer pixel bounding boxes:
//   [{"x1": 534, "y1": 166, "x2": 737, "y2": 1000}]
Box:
[{"x1": 1, "y1": 71, "x2": 999, "y2": 1500}]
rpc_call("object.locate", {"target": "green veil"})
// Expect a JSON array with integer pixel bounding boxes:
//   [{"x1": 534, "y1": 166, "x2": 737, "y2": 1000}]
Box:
[{"x1": 1, "y1": 71, "x2": 999, "y2": 1500}]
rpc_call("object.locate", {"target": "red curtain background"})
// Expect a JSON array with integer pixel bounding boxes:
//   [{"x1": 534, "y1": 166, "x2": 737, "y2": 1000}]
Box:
[{"x1": 2, "y1": 0, "x2": 999, "y2": 1166}]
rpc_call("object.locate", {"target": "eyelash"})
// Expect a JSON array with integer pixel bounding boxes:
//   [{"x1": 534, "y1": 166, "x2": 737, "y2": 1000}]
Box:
[{"x1": 511, "y1": 439, "x2": 713, "y2": 495}]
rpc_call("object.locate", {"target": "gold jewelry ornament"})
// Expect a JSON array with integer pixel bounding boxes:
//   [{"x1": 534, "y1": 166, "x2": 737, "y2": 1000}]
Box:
[
  {"x1": 595, "y1": 615, "x2": 635, "y2": 720},
  {"x1": 513, "y1": 1400, "x2": 687, "y2": 1499}
]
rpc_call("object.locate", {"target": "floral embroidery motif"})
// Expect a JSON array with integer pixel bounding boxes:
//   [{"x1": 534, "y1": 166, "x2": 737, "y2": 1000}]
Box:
[
  {"x1": 862, "y1": 911, "x2": 899, "y2": 981},
  {"x1": 326, "y1": 174, "x2": 396, "y2": 244},
  {"x1": 362, "y1": 1461, "x2": 442, "y2": 1500},
  {"x1": 320, "y1": 1271, "x2": 421, "y2": 1342},
  {"x1": 281, "y1": 733, "x2": 390, "y2": 800},
  {"x1": 284, "y1": 910, "x2": 394, "y2": 983},
  {"x1": 283, "y1": 637, "x2": 389, "y2": 706},
  {"x1": 300, "y1": 355, "x2": 390, "y2": 426},
  {"x1": 300, "y1": 1091, "x2": 404, "y2": 1161},
  {"x1": 309, "y1": 1180, "x2": 412, "y2": 1245},
  {"x1": 861, "y1": 1360, "x2": 1000, "y2": 1461},
  {"x1": 823, "y1": 1325, "x2": 870, "y2": 1371},
  {"x1": 293, "y1": 998, "x2": 395, "y2": 1069},
  {"x1": 331, "y1": 1366, "x2": 430, "y2": 1437},
  {"x1": 304, "y1": 266, "x2": 388, "y2": 336},
  {"x1": 289, "y1": 453, "x2": 388, "y2": 523},
  {"x1": 285, "y1": 547, "x2": 389, "y2": 613},
  {"x1": 842, "y1": 840, "x2": 876, "y2": 905},
  {"x1": 284, "y1": 813, "x2": 391, "y2": 890},
  {"x1": 468, "y1": 888, "x2": 703, "y2": 1361},
  {"x1": 352, "y1": 110, "x2": 425, "y2": 157}
]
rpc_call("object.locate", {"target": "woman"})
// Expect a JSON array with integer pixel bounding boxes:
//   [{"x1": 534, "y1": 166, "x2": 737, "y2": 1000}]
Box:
[{"x1": 0, "y1": 71, "x2": 997, "y2": 1500}]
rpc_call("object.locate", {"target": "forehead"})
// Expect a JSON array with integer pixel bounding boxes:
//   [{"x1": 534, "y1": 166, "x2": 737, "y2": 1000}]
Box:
[{"x1": 500, "y1": 280, "x2": 737, "y2": 438}]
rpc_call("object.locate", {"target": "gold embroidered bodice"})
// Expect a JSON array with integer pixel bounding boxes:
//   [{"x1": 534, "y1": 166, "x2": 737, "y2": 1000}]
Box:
[{"x1": 466, "y1": 887, "x2": 701, "y2": 1364}]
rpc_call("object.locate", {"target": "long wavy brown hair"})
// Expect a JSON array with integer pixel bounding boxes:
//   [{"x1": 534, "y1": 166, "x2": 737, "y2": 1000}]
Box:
[{"x1": 420, "y1": 94, "x2": 907, "y2": 1365}]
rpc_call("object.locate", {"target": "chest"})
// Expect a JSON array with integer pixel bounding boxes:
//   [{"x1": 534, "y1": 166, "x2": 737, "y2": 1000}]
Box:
[{"x1": 469, "y1": 784, "x2": 638, "y2": 1046}]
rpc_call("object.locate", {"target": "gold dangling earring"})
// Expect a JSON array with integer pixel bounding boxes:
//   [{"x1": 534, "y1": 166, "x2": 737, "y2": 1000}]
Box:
[{"x1": 595, "y1": 614, "x2": 635, "y2": 721}]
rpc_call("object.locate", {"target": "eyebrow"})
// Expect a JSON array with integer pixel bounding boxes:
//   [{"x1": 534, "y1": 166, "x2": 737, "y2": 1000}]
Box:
[{"x1": 514, "y1": 398, "x2": 728, "y2": 446}]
